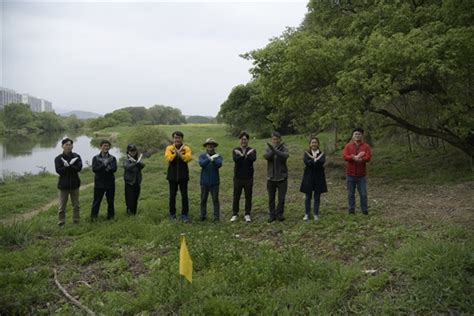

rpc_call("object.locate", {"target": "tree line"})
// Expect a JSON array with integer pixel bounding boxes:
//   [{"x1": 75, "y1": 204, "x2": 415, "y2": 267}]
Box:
[
  {"x1": 0, "y1": 103, "x2": 82, "y2": 135},
  {"x1": 218, "y1": 0, "x2": 473, "y2": 157},
  {"x1": 0, "y1": 104, "x2": 199, "y2": 135},
  {"x1": 88, "y1": 105, "x2": 187, "y2": 130}
]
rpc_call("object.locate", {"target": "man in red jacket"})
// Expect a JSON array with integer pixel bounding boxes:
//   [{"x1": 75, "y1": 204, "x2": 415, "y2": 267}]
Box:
[{"x1": 343, "y1": 128, "x2": 372, "y2": 215}]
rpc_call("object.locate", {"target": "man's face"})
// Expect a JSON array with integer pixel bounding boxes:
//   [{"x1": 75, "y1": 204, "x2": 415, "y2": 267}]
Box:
[
  {"x1": 352, "y1": 131, "x2": 363, "y2": 142},
  {"x1": 206, "y1": 144, "x2": 215, "y2": 153},
  {"x1": 174, "y1": 135, "x2": 183, "y2": 146},
  {"x1": 101, "y1": 143, "x2": 110, "y2": 154},
  {"x1": 271, "y1": 136, "x2": 281, "y2": 147},
  {"x1": 240, "y1": 136, "x2": 249, "y2": 148},
  {"x1": 62, "y1": 142, "x2": 73, "y2": 154}
]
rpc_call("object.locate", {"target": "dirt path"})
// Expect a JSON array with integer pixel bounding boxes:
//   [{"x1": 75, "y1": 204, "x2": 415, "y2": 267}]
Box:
[
  {"x1": 371, "y1": 179, "x2": 474, "y2": 228},
  {"x1": 0, "y1": 182, "x2": 95, "y2": 226}
]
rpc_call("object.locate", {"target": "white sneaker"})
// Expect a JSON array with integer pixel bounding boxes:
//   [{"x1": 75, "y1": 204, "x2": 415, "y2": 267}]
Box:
[
  {"x1": 303, "y1": 214, "x2": 309, "y2": 221},
  {"x1": 314, "y1": 215, "x2": 319, "y2": 221},
  {"x1": 244, "y1": 215, "x2": 251, "y2": 222},
  {"x1": 230, "y1": 215, "x2": 238, "y2": 222}
]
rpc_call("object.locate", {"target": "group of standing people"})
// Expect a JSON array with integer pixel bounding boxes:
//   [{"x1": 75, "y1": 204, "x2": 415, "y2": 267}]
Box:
[
  {"x1": 54, "y1": 139, "x2": 144, "y2": 226},
  {"x1": 54, "y1": 128, "x2": 372, "y2": 226}
]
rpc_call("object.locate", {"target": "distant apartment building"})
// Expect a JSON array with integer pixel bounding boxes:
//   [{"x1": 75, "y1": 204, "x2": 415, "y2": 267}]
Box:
[
  {"x1": 0, "y1": 87, "x2": 22, "y2": 109},
  {"x1": 0, "y1": 86, "x2": 53, "y2": 112},
  {"x1": 21, "y1": 94, "x2": 42, "y2": 112},
  {"x1": 41, "y1": 99, "x2": 52, "y2": 112}
]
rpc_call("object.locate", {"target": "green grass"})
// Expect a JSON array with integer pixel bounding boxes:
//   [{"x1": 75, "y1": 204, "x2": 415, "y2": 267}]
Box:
[
  {"x1": 0, "y1": 124, "x2": 472, "y2": 314},
  {"x1": 369, "y1": 143, "x2": 473, "y2": 184},
  {"x1": 0, "y1": 169, "x2": 94, "y2": 220}
]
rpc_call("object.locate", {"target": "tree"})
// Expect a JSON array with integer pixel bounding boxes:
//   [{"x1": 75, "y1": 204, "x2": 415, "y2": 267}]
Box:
[
  {"x1": 34, "y1": 112, "x2": 65, "y2": 132},
  {"x1": 242, "y1": 0, "x2": 474, "y2": 157},
  {"x1": 3, "y1": 103, "x2": 36, "y2": 131},
  {"x1": 218, "y1": 81, "x2": 275, "y2": 136},
  {"x1": 105, "y1": 109, "x2": 133, "y2": 125},
  {"x1": 63, "y1": 114, "x2": 84, "y2": 129},
  {"x1": 123, "y1": 106, "x2": 152, "y2": 124},
  {"x1": 186, "y1": 116, "x2": 215, "y2": 124},
  {"x1": 149, "y1": 105, "x2": 186, "y2": 125}
]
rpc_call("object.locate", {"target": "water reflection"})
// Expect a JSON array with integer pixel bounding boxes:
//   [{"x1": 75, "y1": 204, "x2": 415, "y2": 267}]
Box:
[
  {"x1": 0, "y1": 131, "x2": 121, "y2": 177},
  {"x1": 2, "y1": 131, "x2": 63, "y2": 156}
]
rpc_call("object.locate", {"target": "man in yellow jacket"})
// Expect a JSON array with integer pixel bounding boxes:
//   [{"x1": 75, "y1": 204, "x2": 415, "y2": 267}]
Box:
[{"x1": 164, "y1": 131, "x2": 193, "y2": 222}]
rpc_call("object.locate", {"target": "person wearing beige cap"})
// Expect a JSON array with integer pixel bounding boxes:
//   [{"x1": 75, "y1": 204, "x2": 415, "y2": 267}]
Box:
[{"x1": 198, "y1": 138, "x2": 223, "y2": 222}]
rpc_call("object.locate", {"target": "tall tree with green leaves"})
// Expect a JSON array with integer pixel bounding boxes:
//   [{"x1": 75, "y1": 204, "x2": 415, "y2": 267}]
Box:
[
  {"x1": 241, "y1": 0, "x2": 474, "y2": 156},
  {"x1": 218, "y1": 81, "x2": 277, "y2": 136}
]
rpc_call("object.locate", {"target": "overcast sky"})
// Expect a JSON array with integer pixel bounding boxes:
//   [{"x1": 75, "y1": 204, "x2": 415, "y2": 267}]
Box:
[{"x1": 1, "y1": 0, "x2": 307, "y2": 116}]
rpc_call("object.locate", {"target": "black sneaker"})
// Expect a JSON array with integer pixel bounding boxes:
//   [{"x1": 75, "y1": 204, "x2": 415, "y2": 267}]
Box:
[
  {"x1": 277, "y1": 216, "x2": 286, "y2": 222},
  {"x1": 268, "y1": 217, "x2": 276, "y2": 223},
  {"x1": 348, "y1": 210, "x2": 355, "y2": 215}
]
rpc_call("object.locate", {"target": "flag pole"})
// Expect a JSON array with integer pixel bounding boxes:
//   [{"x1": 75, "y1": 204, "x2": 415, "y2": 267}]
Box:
[{"x1": 179, "y1": 233, "x2": 185, "y2": 299}]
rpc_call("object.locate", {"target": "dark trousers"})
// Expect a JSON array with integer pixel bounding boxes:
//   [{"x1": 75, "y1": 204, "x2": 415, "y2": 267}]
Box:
[
  {"x1": 267, "y1": 179, "x2": 288, "y2": 219},
  {"x1": 91, "y1": 186, "x2": 115, "y2": 219},
  {"x1": 169, "y1": 180, "x2": 189, "y2": 216},
  {"x1": 200, "y1": 185, "x2": 220, "y2": 220},
  {"x1": 232, "y1": 178, "x2": 253, "y2": 215},
  {"x1": 305, "y1": 191, "x2": 321, "y2": 216},
  {"x1": 125, "y1": 183, "x2": 141, "y2": 215}
]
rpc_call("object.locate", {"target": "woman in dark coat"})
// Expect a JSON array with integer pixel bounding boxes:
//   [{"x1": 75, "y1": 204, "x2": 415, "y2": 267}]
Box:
[
  {"x1": 123, "y1": 144, "x2": 145, "y2": 215},
  {"x1": 300, "y1": 137, "x2": 327, "y2": 220}
]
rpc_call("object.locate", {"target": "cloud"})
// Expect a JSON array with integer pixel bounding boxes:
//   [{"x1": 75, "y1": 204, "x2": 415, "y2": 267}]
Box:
[{"x1": 2, "y1": 1, "x2": 307, "y2": 115}]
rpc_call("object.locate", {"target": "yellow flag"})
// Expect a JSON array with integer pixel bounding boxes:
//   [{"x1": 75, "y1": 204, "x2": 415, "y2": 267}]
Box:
[{"x1": 179, "y1": 235, "x2": 193, "y2": 283}]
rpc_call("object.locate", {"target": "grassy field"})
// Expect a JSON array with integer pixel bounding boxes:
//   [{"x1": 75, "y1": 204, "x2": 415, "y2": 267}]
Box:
[{"x1": 0, "y1": 124, "x2": 473, "y2": 314}]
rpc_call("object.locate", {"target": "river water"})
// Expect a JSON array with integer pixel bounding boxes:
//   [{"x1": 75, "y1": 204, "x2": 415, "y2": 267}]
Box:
[{"x1": 0, "y1": 131, "x2": 121, "y2": 177}]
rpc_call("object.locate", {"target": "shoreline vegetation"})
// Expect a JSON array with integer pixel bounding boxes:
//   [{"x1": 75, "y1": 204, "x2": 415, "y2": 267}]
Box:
[{"x1": 0, "y1": 124, "x2": 472, "y2": 314}]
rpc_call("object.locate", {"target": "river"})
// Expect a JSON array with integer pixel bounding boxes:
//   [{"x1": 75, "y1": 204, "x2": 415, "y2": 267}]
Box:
[{"x1": 0, "y1": 131, "x2": 121, "y2": 177}]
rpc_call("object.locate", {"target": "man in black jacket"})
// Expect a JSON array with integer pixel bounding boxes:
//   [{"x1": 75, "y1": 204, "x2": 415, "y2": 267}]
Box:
[
  {"x1": 263, "y1": 131, "x2": 289, "y2": 222},
  {"x1": 91, "y1": 140, "x2": 117, "y2": 221},
  {"x1": 54, "y1": 138, "x2": 83, "y2": 226},
  {"x1": 231, "y1": 131, "x2": 256, "y2": 223}
]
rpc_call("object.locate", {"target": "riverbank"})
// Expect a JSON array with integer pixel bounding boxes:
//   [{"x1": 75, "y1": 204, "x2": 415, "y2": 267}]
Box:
[{"x1": 0, "y1": 124, "x2": 472, "y2": 314}]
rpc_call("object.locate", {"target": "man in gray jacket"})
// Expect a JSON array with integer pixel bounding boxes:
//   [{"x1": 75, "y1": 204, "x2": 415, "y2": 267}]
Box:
[{"x1": 263, "y1": 131, "x2": 289, "y2": 222}]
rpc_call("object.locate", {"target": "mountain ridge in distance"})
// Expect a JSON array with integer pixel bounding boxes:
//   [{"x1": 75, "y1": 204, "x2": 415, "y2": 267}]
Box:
[{"x1": 59, "y1": 110, "x2": 101, "y2": 119}]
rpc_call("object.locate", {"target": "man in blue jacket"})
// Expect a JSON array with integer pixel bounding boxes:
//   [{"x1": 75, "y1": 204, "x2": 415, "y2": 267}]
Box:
[{"x1": 198, "y1": 138, "x2": 223, "y2": 222}]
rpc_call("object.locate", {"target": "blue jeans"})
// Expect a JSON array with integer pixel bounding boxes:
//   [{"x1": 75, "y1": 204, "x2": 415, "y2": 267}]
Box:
[
  {"x1": 305, "y1": 191, "x2": 321, "y2": 216},
  {"x1": 200, "y1": 185, "x2": 220, "y2": 220},
  {"x1": 346, "y1": 176, "x2": 368, "y2": 213}
]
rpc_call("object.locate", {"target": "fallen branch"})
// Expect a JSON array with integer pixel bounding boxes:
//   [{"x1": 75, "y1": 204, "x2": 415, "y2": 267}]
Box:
[{"x1": 53, "y1": 268, "x2": 95, "y2": 316}]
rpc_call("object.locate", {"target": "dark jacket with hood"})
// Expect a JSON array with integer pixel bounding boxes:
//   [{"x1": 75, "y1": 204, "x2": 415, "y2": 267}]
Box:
[{"x1": 123, "y1": 157, "x2": 145, "y2": 186}]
